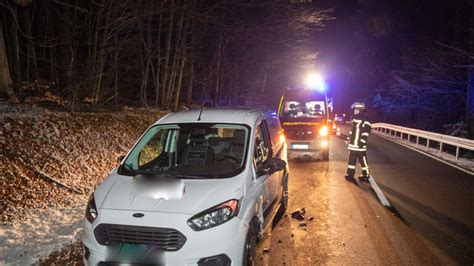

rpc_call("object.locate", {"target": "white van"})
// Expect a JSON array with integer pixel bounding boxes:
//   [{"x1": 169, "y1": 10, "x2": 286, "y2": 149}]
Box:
[{"x1": 82, "y1": 109, "x2": 289, "y2": 265}]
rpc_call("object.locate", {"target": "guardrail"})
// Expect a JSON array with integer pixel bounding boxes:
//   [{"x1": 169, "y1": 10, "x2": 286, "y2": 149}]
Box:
[{"x1": 372, "y1": 123, "x2": 474, "y2": 160}]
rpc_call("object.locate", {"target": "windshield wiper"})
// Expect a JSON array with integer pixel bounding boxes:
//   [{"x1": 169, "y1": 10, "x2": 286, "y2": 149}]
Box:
[
  {"x1": 122, "y1": 164, "x2": 222, "y2": 179},
  {"x1": 122, "y1": 163, "x2": 156, "y2": 176},
  {"x1": 122, "y1": 164, "x2": 200, "y2": 178},
  {"x1": 153, "y1": 172, "x2": 208, "y2": 179}
]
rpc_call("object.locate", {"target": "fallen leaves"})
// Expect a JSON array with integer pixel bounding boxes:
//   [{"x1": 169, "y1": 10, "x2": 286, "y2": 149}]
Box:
[{"x1": 0, "y1": 108, "x2": 162, "y2": 224}]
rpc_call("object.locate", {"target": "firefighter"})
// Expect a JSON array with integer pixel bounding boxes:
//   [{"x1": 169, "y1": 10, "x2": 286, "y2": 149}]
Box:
[{"x1": 345, "y1": 102, "x2": 371, "y2": 183}]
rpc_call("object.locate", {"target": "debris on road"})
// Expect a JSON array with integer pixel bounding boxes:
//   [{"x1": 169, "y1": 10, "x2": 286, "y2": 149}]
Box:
[
  {"x1": 299, "y1": 222, "x2": 307, "y2": 227},
  {"x1": 308, "y1": 216, "x2": 314, "y2": 221},
  {"x1": 291, "y1": 208, "x2": 306, "y2": 220},
  {"x1": 263, "y1": 248, "x2": 271, "y2": 254}
]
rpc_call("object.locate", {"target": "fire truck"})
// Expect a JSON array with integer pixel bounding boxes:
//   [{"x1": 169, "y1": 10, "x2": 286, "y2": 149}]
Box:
[{"x1": 278, "y1": 87, "x2": 330, "y2": 161}]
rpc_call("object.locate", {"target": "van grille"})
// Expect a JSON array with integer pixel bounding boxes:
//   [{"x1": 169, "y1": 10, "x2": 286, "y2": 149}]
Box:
[
  {"x1": 94, "y1": 224, "x2": 186, "y2": 251},
  {"x1": 286, "y1": 130, "x2": 316, "y2": 140}
]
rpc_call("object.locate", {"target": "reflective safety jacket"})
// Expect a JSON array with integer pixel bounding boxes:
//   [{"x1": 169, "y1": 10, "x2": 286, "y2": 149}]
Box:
[{"x1": 347, "y1": 114, "x2": 371, "y2": 151}]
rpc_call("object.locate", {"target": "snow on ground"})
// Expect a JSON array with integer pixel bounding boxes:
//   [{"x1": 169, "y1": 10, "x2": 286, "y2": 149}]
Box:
[
  {"x1": 0, "y1": 206, "x2": 83, "y2": 265},
  {"x1": 0, "y1": 105, "x2": 164, "y2": 264},
  {"x1": 373, "y1": 131, "x2": 474, "y2": 173}
]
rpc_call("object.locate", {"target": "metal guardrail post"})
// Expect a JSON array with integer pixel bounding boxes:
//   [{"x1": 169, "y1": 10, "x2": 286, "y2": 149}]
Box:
[
  {"x1": 416, "y1": 136, "x2": 419, "y2": 145},
  {"x1": 427, "y1": 139, "x2": 430, "y2": 149},
  {"x1": 456, "y1": 147, "x2": 460, "y2": 159},
  {"x1": 439, "y1": 142, "x2": 443, "y2": 153}
]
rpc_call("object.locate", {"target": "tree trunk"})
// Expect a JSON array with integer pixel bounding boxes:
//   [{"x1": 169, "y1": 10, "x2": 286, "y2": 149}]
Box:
[
  {"x1": 138, "y1": 11, "x2": 153, "y2": 107},
  {"x1": 166, "y1": 6, "x2": 184, "y2": 108},
  {"x1": 173, "y1": 45, "x2": 186, "y2": 111},
  {"x1": 113, "y1": 33, "x2": 119, "y2": 107},
  {"x1": 154, "y1": 11, "x2": 163, "y2": 107},
  {"x1": 214, "y1": 31, "x2": 224, "y2": 107},
  {"x1": 186, "y1": 16, "x2": 196, "y2": 107},
  {"x1": 0, "y1": 18, "x2": 19, "y2": 102},
  {"x1": 93, "y1": 0, "x2": 113, "y2": 104},
  {"x1": 161, "y1": 0, "x2": 174, "y2": 107},
  {"x1": 186, "y1": 52, "x2": 194, "y2": 106},
  {"x1": 21, "y1": 6, "x2": 39, "y2": 81},
  {"x1": 9, "y1": 6, "x2": 21, "y2": 84},
  {"x1": 63, "y1": 0, "x2": 78, "y2": 110}
]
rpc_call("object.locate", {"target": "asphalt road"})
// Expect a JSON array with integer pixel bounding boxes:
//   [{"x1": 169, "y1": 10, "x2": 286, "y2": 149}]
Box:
[{"x1": 255, "y1": 132, "x2": 474, "y2": 265}]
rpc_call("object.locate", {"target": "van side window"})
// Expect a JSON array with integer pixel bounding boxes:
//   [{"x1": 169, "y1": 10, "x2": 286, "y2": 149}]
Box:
[{"x1": 254, "y1": 121, "x2": 271, "y2": 166}]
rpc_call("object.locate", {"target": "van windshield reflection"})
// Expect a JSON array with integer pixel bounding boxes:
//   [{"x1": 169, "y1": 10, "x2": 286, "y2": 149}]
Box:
[{"x1": 119, "y1": 123, "x2": 249, "y2": 178}]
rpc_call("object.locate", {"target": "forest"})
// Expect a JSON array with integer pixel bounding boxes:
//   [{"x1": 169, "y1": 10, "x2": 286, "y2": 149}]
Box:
[
  {"x1": 0, "y1": 0, "x2": 330, "y2": 111},
  {"x1": 1, "y1": 0, "x2": 474, "y2": 136}
]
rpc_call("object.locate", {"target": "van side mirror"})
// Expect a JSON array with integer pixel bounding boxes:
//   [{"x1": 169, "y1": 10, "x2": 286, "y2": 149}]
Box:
[
  {"x1": 256, "y1": 161, "x2": 271, "y2": 176},
  {"x1": 268, "y1": 158, "x2": 286, "y2": 172},
  {"x1": 256, "y1": 158, "x2": 286, "y2": 177}
]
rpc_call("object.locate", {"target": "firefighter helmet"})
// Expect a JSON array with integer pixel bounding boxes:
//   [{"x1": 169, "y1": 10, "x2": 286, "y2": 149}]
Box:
[{"x1": 351, "y1": 102, "x2": 365, "y2": 109}]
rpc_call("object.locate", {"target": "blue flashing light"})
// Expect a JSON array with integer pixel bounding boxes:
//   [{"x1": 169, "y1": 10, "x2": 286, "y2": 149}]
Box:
[{"x1": 305, "y1": 73, "x2": 327, "y2": 93}]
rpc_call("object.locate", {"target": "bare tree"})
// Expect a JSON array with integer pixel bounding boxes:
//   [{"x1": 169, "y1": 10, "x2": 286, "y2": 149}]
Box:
[{"x1": 0, "y1": 15, "x2": 19, "y2": 102}]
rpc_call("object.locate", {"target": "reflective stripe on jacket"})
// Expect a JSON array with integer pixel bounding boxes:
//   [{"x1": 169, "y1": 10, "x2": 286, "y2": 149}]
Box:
[{"x1": 347, "y1": 115, "x2": 371, "y2": 151}]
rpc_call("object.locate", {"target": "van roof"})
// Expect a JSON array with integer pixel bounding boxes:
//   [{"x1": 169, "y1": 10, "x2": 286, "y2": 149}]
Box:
[{"x1": 155, "y1": 108, "x2": 268, "y2": 126}]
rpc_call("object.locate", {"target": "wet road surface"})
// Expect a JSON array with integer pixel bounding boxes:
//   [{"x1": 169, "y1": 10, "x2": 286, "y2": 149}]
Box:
[{"x1": 256, "y1": 133, "x2": 473, "y2": 265}]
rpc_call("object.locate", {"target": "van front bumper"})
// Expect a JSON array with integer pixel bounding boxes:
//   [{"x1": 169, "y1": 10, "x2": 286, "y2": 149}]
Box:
[
  {"x1": 286, "y1": 137, "x2": 329, "y2": 160},
  {"x1": 81, "y1": 209, "x2": 247, "y2": 265}
]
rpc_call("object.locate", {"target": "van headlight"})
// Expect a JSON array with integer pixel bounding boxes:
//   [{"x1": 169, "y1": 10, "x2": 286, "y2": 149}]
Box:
[
  {"x1": 319, "y1": 126, "x2": 328, "y2": 137},
  {"x1": 85, "y1": 194, "x2": 98, "y2": 224},
  {"x1": 187, "y1": 199, "x2": 240, "y2": 231}
]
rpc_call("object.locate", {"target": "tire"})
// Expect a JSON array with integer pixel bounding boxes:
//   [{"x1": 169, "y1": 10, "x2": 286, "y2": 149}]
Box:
[
  {"x1": 243, "y1": 219, "x2": 258, "y2": 266},
  {"x1": 280, "y1": 173, "x2": 289, "y2": 213},
  {"x1": 273, "y1": 173, "x2": 289, "y2": 228}
]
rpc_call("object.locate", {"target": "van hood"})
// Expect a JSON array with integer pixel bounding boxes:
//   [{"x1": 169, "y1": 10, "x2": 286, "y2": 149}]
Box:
[{"x1": 94, "y1": 173, "x2": 244, "y2": 215}]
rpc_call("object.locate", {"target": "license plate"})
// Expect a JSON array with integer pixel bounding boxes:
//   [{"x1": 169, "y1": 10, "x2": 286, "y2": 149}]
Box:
[{"x1": 292, "y1": 144, "x2": 309, "y2": 150}]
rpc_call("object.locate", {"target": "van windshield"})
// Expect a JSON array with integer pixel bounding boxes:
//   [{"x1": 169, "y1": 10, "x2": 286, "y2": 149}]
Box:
[
  {"x1": 119, "y1": 123, "x2": 249, "y2": 178},
  {"x1": 280, "y1": 100, "x2": 326, "y2": 118}
]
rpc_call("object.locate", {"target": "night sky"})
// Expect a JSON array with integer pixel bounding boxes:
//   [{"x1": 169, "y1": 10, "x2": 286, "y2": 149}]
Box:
[{"x1": 311, "y1": 0, "x2": 471, "y2": 114}]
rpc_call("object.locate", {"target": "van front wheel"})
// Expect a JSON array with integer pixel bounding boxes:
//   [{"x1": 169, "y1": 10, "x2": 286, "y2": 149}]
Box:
[{"x1": 243, "y1": 219, "x2": 258, "y2": 266}]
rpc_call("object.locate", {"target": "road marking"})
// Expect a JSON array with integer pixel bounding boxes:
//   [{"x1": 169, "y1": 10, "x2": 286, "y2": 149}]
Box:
[{"x1": 374, "y1": 133, "x2": 474, "y2": 176}]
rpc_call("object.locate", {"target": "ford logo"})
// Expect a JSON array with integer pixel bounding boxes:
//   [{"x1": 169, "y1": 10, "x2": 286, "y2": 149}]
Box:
[{"x1": 132, "y1": 213, "x2": 144, "y2": 218}]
